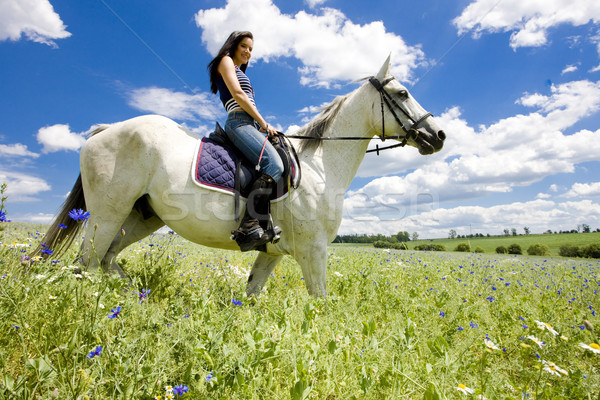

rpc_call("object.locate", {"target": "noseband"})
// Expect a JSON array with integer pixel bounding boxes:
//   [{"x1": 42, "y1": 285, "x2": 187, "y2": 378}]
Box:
[{"x1": 367, "y1": 76, "x2": 433, "y2": 154}]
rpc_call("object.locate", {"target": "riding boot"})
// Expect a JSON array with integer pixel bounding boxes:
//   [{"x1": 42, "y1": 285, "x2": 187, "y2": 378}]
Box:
[{"x1": 232, "y1": 174, "x2": 280, "y2": 252}]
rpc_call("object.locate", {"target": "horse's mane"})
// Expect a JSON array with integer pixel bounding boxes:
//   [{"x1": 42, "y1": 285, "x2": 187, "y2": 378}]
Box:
[{"x1": 294, "y1": 94, "x2": 348, "y2": 151}]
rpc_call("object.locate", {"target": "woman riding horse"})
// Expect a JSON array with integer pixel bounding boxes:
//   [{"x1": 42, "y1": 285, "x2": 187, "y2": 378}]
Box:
[{"x1": 208, "y1": 31, "x2": 284, "y2": 252}]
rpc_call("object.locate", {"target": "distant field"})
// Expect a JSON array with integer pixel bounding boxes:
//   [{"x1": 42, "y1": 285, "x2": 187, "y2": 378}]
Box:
[{"x1": 409, "y1": 232, "x2": 600, "y2": 255}]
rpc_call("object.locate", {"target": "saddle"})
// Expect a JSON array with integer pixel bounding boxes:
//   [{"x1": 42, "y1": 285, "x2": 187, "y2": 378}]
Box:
[{"x1": 193, "y1": 122, "x2": 301, "y2": 221}]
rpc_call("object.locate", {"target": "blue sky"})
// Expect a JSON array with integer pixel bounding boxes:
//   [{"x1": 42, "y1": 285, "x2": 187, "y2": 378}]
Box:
[{"x1": 1, "y1": 0, "x2": 600, "y2": 239}]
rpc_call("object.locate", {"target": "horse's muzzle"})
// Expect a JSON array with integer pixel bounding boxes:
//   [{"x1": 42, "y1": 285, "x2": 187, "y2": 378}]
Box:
[{"x1": 416, "y1": 129, "x2": 446, "y2": 155}]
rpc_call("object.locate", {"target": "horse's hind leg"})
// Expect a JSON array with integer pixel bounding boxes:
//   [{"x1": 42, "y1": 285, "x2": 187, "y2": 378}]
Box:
[
  {"x1": 246, "y1": 252, "x2": 283, "y2": 297},
  {"x1": 101, "y1": 209, "x2": 165, "y2": 276}
]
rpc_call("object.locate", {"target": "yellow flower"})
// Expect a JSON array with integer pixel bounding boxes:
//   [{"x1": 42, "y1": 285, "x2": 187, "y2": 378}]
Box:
[
  {"x1": 578, "y1": 343, "x2": 600, "y2": 354},
  {"x1": 457, "y1": 384, "x2": 475, "y2": 394}
]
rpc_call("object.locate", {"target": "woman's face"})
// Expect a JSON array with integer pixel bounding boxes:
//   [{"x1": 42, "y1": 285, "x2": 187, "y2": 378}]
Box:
[{"x1": 232, "y1": 37, "x2": 253, "y2": 66}]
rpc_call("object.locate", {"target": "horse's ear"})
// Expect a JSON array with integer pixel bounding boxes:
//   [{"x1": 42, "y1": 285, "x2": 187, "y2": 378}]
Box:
[{"x1": 375, "y1": 54, "x2": 391, "y2": 80}]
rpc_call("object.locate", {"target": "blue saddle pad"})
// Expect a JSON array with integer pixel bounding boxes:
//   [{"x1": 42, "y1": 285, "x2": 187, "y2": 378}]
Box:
[{"x1": 193, "y1": 137, "x2": 242, "y2": 195}]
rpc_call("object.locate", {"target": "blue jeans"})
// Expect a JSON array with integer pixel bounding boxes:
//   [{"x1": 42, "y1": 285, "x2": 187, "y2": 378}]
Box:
[{"x1": 224, "y1": 111, "x2": 284, "y2": 182}]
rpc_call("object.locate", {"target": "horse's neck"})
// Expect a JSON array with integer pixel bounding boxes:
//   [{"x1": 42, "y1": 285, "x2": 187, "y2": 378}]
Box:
[{"x1": 303, "y1": 86, "x2": 373, "y2": 192}]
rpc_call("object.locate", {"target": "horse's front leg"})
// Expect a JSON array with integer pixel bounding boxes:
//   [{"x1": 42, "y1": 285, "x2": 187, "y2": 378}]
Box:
[
  {"x1": 294, "y1": 242, "x2": 328, "y2": 298},
  {"x1": 246, "y1": 252, "x2": 283, "y2": 297}
]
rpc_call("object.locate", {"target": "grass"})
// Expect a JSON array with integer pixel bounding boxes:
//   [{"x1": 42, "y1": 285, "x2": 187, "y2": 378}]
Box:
[
  {"x1": 410, "y1": 232, "x2": 600, "y2": 255},
  {"x1": 1, "y1": 222, "x2": 599, "y2": 399}
]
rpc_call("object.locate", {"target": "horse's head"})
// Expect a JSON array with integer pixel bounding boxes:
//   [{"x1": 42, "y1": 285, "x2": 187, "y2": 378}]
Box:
[{"x1": 370, "y1": 56, "x2": 446, "y2": 155}]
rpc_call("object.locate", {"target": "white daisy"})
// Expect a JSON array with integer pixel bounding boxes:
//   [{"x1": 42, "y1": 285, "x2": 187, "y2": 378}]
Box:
[
  {"x1": 534, "y1": 320, "x2": 559, "y2": 336},
  {"x1": 578, "y1": 343, "x2": 600, "y2": 354},
  {"x1": 457, "y1": 384, "x2": 475, "y2": 394},
  {"x1": 484, "y1": 338, "x2": 500, "y2": 351},
  {"x1": 542, "y1": 360, "x2": 568, "y2": 376},
  {"x1": 526, "y1": 335, "x2": 545, "y2": 348}
]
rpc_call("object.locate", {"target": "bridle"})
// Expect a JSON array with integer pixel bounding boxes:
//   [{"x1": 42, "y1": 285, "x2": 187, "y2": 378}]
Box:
[
  {"x1": 367, "y1": 76, "x2": 433, "y2": 154},
  {"x1": 284, "y1": 76, "x2": 434, "y2": 155}
]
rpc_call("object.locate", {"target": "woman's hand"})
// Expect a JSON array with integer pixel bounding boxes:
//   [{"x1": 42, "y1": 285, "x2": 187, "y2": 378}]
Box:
[{"x1": 260, "y1": 123, "x2": 278, "y2": 137}]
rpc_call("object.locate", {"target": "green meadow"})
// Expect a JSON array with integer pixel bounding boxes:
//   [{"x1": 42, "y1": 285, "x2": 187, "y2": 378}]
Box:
[{"x1": 1, "y1": 222, "x2": 599, "y2": 399}]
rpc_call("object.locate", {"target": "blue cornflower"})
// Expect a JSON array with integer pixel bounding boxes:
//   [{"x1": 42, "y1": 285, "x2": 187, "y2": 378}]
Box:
[
  {"x1": 87, "y1": 345, "x2": 102, "y2": 359},
  {"x1": 439, "y1": 311, "x2": 445, "y2": 317},
  {"x1": 232, "y1": 299, "x2": 242, "y2": 306},
  {"x1": 470, "y1": 321, "x2": 479, "y2": 329},
  {"x1": 173, "y1": 384, "x2": 189, "y2": 396},
  {"x1": 457, "y1": 326, "x2": 464, "y2": 331},
  {"x1": 108, "y1": 306, "x2": 121, "y2": 319},
  {"x1": 486, "y1": 296, "x2": 495, "y2": 302},
  {"x1": 519, "y1": 316, "x2": 526, "y2": 321},
  {"x1": 58, "y1": 224, "x2": 67, "y2": 229},
  {"x1": 40, "y1": 242, "x2": 53, "y2": 255},
  {"x1": 68, "y1": 208, "x2": 90, "y2": 221},
  {"x1": 0, "y1": 210, "x2": 8, "y2": 222},
  {"x1": 522, "y1": 325, "x2": 528, "y2": 329},
  {"x1": 136, "y1": 288, "x2": 150, "y2": 304},
  {"x1": 206, "y1": 372, "x2": 213, "y2": 382}
]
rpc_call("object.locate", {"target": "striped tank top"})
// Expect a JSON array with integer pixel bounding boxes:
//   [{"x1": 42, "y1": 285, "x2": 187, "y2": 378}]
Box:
[{"x1": 216, "y1": 65, "x2": 256, "y2": 113}]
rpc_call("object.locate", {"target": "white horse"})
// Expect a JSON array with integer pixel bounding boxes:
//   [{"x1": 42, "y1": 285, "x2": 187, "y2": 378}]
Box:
[{"x1": 36, "y1": 57, "x2": 446, "y2": 298}]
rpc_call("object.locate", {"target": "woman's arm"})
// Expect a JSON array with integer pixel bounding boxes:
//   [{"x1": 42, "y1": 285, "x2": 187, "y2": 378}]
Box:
[{"x1": 218, "y1": 56, "x2": 277, "y2": 135}]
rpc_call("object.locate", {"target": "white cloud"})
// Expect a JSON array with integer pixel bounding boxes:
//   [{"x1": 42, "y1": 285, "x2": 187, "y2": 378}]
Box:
[
  {"x1": 0, "y1": 0, "x2": 71, "y2": 47},
  {"x1": 195, "y1": 0, "x2": 424, "y2": 87},
  {"x1": 561, "y1": 64, "x2": 578, "y2": 75},
  {"x1": 36, "y1": 124, "x2": 86, "y2": 153},
  {"x1": 14, "y1": 212, "x2": 54, "y2": 224},
  {"x1": 563, "y1": 182, "x2": 600, "y2": 198},
  {"x1": 344, "y1": 79, "x2": 600, "y2": 236},
  {"x1": 0, "y1": 170, "x2": 51, "y2": 202},
  {"x1": 454, "y1": 0, "x2": 600, "y2": 50},
  {"x1": 0, "y1": 143, "x2": 39, "y2": 158},
  {"x1": 305, "y1": 0, "x2": 328, "y2": 8},
  {"x1": 339, "y1": 198, "x2": 600, "y2": 237},
  {"x1": 127, "y1": 87, "x2": 224, "y2": 122}
]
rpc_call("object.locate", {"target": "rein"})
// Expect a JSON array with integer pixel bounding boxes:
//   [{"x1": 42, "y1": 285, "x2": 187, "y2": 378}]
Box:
[{"x1": 284, "y1": 76, "x2": 433, "y2": 155}]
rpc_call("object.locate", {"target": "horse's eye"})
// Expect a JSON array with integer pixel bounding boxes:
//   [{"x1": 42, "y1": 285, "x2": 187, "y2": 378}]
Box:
[{"x1": 398, "y1": 90, "x2": 408, "y2": 98}]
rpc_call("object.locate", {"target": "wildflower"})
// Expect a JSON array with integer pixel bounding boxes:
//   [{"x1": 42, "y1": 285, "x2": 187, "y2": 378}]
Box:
[
  {"x1": 457, "y1": 326, "x2": 464, "y2": 331},
  {"x1": 68, "y1": 208, "x2": 90, "y2": 221},
  {"x1": 136, "y1": 288, "x2": 150, "y2": 304},
  {"x1": 40, "y1": 242, "x2": 53, "y2": 256},
  {"x1": 87, "y1": 345, "x2": 102, "y2": 359},
  {"x1": 0, "y1": 210, "x2": 9, "y2": 222},
  {"x1": 173, "y1": 385, "x2": 189, "y2": 396},
  {"x1": 470, "y1": 321, "x2": 478, "y2": 329},
  {"x1": 560, "y1": 335, "x2": 568, "y2": 342},
  {"x1": 526, "y1": 335, "x2": 545, "y2": 348},
  {"x1": 484, "y1": 338, "x2": 500, "y2": 351},
  {"x1": 206, "y1": 372, "x2": 213, "y2": 382},
  {"x1": 457, "y1": 384, "x2": 475, "y2": 394},
  {"x1": 334, "y1": 271, "x2": 343, "y2": 277},
  {"x1": 578, "y1": 343, "x2": 600, "y2": 354},
  {"x1": 58, "y1": 224, "x2": 67, "y2": 229},
  {"x1": 231, "y1": 299, "x2": 242, "y2": 306},
  {"x1": 439, "y1": 311, "x2": 445, "y2": 317},
  {"x1": 534, "y1": 320, "x2": 559, "y2": 336},
  {"x1": 49, "y1": 295, "x2": 57, "y2": 300},
  {"x1": 107, "y1": 306, "x2": 121, "y2": 319},
  {"x1": 486, "y1": 296, "x2": 494, "y2": 302},
  {"x1": 99, "y1": 304, "x2": 105, "y2": 309},
  {"x1": 542, "y1": 360, "x2": 568, "y2": 376}
]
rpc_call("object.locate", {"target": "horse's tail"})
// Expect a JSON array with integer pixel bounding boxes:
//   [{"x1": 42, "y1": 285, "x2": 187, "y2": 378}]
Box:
[{"x1": 31, "y1": 174, "x2": 86, "y2": 259}]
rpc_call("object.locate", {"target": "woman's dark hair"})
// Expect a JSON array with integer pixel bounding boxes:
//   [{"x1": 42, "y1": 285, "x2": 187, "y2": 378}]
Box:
[{"x1": 208, "y1": 31, "x2": 254, "y2": 94}]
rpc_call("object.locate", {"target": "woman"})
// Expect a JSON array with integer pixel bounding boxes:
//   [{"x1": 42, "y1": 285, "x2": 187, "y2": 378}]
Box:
[{"x1": 208, "y1": 31, "x2": 284, "y2": 252}]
